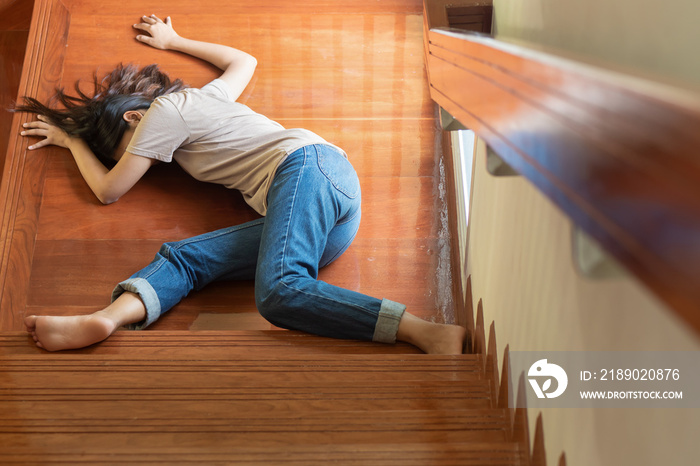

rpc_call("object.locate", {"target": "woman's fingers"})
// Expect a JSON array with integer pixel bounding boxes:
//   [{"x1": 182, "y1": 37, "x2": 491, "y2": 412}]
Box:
[
  {"x1": 133, "y1": 16, "x2": 156, "y2": 33},
  {"x1": 21, "y1": 128, "x2": 47, "y2": 137},
  {"x1": 141, "y1": 14, "x2": 164, "y2": 24},
  {"x1": 21, "y1": 125, "x2": 48, "y2": 150},
  {"x1": 27, "y1": 139, "x2": 50, "y2": 150},
  {"x1": 22, "y1": 120, "x2": 49, "y2": 130},
  {"x1": 21, "y1": 117, "x2": 52, "y2": 150},
  {"x1": 133, "y1": 15, "x2": 174, "y2": 50},
  {"x1": 134, "y1": 33, "x2": 155, "y2": 46},
  {"x1": 21, "y1": 123, "x2": 49, "y2": 139}
]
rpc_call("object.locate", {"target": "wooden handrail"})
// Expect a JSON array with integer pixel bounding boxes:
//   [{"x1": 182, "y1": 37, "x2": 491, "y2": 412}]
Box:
[{"x1": 425, "y1": 27, "x2": 700, "y2": 333}]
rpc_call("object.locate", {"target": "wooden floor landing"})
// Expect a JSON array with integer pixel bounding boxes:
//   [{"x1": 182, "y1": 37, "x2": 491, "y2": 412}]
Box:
[{"x1": 2, "y1": 0, "x2": 454, "y2": 332}]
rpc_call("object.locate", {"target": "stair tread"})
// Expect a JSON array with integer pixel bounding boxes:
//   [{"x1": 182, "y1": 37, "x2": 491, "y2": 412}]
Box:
[
  {"x1": 0, "y1": 443, "x2": 523, "y2": 465},
  {"x1": 0, "y1": 330, "x2": 505, "y2": 463},
  {"x1": 0, "y1": 330, "x2": 479, "y2": 358},
  {"x1": 0, "y1": 327, "x2": 512, "y2": 464},
  {"x1": 0, "y1": 409, "x2": 512, "y2": 442}
]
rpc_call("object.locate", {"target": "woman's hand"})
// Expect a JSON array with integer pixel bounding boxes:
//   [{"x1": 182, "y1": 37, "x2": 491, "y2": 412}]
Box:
[
  {"x1": 133, "y1": 14, "x2": 179, "y2": 50},
  {"x1": 20, "y1": 115, "x2": 74, "y2": 150}
]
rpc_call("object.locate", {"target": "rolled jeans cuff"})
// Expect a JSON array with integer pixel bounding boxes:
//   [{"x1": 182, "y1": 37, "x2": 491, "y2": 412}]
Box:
[
  {"x1": 111, "y1": 278, "x2": 161, "y2": 330},
  {"x1": 372, "y1": 298, "x2": 406, "y2": 344}
]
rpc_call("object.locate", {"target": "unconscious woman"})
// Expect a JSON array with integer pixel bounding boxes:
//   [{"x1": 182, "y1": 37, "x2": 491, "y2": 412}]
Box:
[{"x1": 18, "y1": 15, "x2": 466, "y2": 354}]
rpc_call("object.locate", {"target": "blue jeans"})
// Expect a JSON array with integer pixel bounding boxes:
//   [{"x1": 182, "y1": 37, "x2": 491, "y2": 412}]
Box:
[{"x1": 112, "y1": 144, "x2": 406, "y2": 343}]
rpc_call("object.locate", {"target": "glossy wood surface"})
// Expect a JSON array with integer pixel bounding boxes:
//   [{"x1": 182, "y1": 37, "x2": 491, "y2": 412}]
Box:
[
  {"x1": 0, "y1": 0, "x2": 457, "y2": 331},
  {"x1": 0, "y1": 327, "x2": 530, "y2": 464},
  {"x1": 0, "y1": 0, "x2": 33, "y2": 29},
  {"x1": 0, "y1": 0, "x2": 33, "y2": 182},
  {"x1": 426, "y1": 27, "x2": 700, "y2": 333},
  {"x1": 0, "y1": 0, "x2": 69, "y2": 331}
]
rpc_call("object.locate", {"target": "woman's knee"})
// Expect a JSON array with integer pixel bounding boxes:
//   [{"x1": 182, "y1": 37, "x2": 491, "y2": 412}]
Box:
[{"x1": 254, "y1": 280, "x2": 298, "y2": 326}]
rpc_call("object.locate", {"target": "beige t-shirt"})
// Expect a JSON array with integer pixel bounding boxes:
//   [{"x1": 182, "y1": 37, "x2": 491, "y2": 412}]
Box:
[{"x1": 126, "y1": 79, "x2": 339, "y2": 215}]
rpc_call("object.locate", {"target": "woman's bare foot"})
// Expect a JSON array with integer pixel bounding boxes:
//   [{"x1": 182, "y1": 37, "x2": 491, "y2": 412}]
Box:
[
  {"x1": 25, "y1": 314, "x2": 116, "y2": 351},
  {"x1": 24, "y1": 291, "x2": 147, "y2": 351},
  {"x1": 397, "y1": 312, "x2": 467, "y2": 354}
]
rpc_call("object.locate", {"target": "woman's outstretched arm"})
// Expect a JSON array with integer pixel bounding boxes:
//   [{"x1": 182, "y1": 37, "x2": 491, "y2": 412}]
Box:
[{"x1": 133, "y1": 15, "x2": 257, "y2": 101}]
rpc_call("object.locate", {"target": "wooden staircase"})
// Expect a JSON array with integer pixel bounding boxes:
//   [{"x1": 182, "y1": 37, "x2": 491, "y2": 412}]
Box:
[
  {"x1": 0, "y1": 330, "x2": 525, "y2": 464},
  {"x1": 0, "y1": 1, "x2": 560, "y2": 464}
]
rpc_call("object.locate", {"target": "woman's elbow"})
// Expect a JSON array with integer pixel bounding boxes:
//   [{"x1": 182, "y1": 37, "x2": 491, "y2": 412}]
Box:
[
  {"x1": 241, "y1": 54, "x2": 257, "y2": 75},
  {"x1": 98, "y1": 196, "x2": 118, "y2": 205},
  {"x1": 247, "y1": 55, "x2": 258, "y2": 69},
  {"x1": 96, "y1": 190, "x2": 120, "y2": 205}
]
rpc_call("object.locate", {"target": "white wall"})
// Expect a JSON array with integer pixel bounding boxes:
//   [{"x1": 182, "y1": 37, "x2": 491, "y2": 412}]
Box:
[
  {"x1": 465, "y1": 138, "x2": 700, "y2": 466},
  {"x1": 493, "y1": 0, "x2": 700, "y2": 92}
]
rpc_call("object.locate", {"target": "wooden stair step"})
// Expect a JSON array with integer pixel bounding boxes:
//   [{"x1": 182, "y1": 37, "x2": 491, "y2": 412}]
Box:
[
  {"x1": 0, "y1": 410, "x2": 510, "y2": 443},
  {"x1": 1, "y1": 398, "x2": 491, "y2": 416},
  {"x1": 0, "y1": 330, "x2": 428, "y2": 354},
  {"x1": 0, "y1": 442, "x2": 522, "y2": 465},
  {"x1": 1, "y1": 332, "x2": 487, "y2": 411},
  {"x1": 0, "y1": 408, "x2": 510, "y2": 433},
  {"x1": 1, "y1": 361, "x2": 492, "y2": 412},
  {"x1": 0, "y1": 359, "x2": 483, "y2": 382},
  {"x1": 0, "y1": 331, "x2": 520, "y2": 464}
]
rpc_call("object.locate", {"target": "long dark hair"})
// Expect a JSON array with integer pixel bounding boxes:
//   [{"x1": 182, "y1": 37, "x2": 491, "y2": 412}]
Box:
[{"x1": 14, "y1": 64, "x2": 187, "y2": 168}]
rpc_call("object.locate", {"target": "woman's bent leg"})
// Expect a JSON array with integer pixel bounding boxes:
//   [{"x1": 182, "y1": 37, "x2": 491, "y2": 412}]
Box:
[
  {"x1": 26, "y1": 219, "x2": 265, "y2": 350},
  {"x1": 254, "y1": 145, "x2": 466, "y2": 353},
  {"x1": 113, "y1": 218, "x2": 265, "y2": 329},
  {"x1": 255, "y1": 145, "x2": 405, "y2": 343}
]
